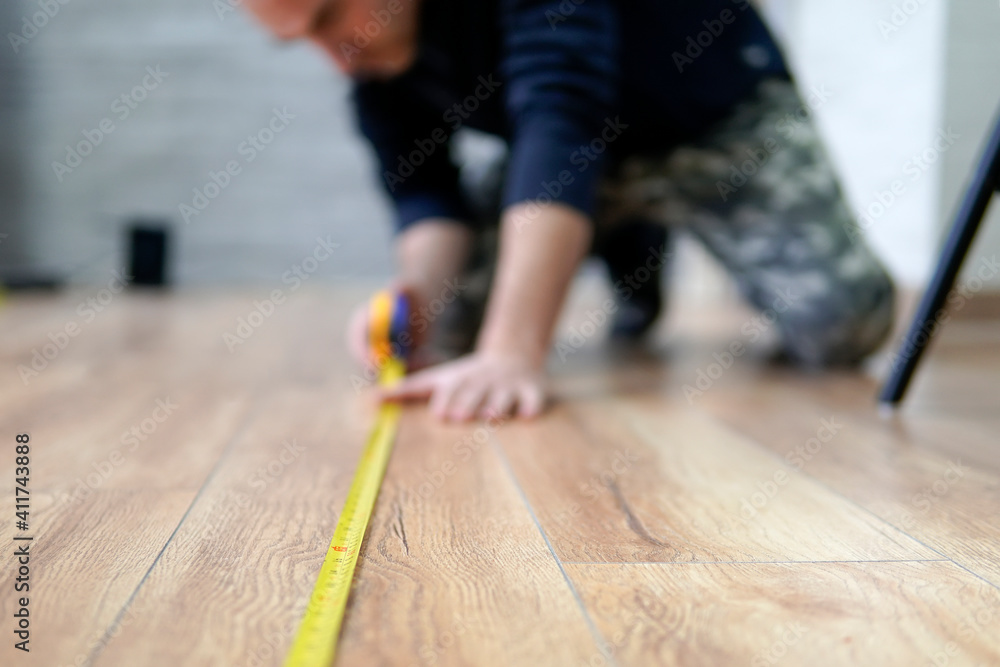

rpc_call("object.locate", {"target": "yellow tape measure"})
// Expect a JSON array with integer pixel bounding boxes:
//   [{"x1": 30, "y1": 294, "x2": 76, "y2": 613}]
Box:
[{"x1": 284, "y1": 291, "x2": 408, "y2": 667}]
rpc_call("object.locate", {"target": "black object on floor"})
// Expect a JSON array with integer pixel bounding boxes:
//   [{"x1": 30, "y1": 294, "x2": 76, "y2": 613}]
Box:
[
  {"x1": 127, "y1": 223, "x2": 171, "y2": 287},
  {"x1": 879, "y1": 106, "x2": 1000, "y2": 406}
]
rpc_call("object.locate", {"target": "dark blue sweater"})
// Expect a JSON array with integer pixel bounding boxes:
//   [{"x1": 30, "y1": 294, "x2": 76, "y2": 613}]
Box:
[{"x1": 353, "y1": 0, "x2": 790, "y2": 231}]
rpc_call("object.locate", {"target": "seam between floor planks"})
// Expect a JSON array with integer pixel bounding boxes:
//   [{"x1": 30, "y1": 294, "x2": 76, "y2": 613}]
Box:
[
  {"x1": 86, "y1": 391, "x2": 267, "y2": 667},
  {"x1": 490, "y1": 433, "x2": 623, "y2": 667},
  {"x1": 692, "y1": 405, "x2": 1000, "y2": 597},
  {"x1": 558, "y1": 559, "x2": 953, "y2": 565}
]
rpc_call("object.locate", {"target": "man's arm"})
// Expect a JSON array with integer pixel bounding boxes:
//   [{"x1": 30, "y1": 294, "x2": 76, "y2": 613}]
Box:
[
  {"x1": 348, "y1": 218, "x2": 473, "y2": 365},
  {"x1": 477, "y1": 203, "x2": 592, "y2": 368},
  {"x1": 380, "y1": 202, "x2": 591, "y2": 420},
  {"x1": 382, "y1": 204, "x2": 592, "y2": 421},
  {"x1": 353, "y1": 78, "x2": 476, "y2": 232},
  {"x1": 394, "y1": 219, "x2": 474, "y2": 302},
  {"x1": 381, "y1": 0, "x2": 619, "y2": 420},
  {"x1": 346, "y1": 78, "x2": 481, "y2": 366}
]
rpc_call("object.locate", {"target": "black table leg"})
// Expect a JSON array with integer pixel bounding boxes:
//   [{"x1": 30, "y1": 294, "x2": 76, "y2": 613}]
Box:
[{"x1": 879, "y1": 108, "x2": 1000, "y2": 406}]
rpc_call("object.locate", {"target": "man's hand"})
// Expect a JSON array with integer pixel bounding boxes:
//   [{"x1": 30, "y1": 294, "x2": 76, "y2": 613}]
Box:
[
  {"x1": 346, "y1": 219, "x2": 473, "y2": 367},
  {"x1": 378, "y1": 202, "x2": 593, "y2": 421},
  {"x1": 378, "y1": 351, "x2": 547, "y2": 421}
]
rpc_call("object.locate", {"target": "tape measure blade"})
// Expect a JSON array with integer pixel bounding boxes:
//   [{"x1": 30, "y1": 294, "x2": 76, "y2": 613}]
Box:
[{"x1": 284, "y1": 362, "x2": 404, "y2": 667}]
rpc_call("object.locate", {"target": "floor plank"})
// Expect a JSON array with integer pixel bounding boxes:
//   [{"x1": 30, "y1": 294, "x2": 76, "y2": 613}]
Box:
[
  {"x1": 694, "y1": 376, "x2": 1000, "y2": 589},
  {"x1": 337, "y1": 410, "x2": 605, "y2": 667},
  {"x1": 94, "y1": 397, "x2": 606, "y2": 667},
  {"x1": 495, "y1": 399, "x2": 936, "y2": 564},
  {"x1": 567, "y1": 560, "x2": 1000, "y2": 667},
  {"x1": 0, "y1": 289, "x2": 345, "y2": 666},
  {"x1": 0, "y1": 490, "x2": 196, "y2": 666}
]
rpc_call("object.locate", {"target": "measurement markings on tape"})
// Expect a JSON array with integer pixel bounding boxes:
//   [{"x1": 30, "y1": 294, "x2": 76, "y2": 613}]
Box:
[{"x1": 285, "y1": 290, "x2": 408, "y2": 667}]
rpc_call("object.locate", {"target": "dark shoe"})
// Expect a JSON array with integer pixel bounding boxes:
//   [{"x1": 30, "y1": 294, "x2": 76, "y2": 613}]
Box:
[{"x1": 595, "y1": 221, "x2": 669, "y2": 340}]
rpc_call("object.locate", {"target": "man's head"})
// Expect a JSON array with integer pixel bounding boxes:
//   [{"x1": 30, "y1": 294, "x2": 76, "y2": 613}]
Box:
[{"x1": 245, "y1": 0, "x2": 422, "y2": 79}]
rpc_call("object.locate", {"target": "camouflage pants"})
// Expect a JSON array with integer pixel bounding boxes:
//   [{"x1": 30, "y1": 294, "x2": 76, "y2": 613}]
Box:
[{"x1": 596, "y1": 78, "x2": 895, "y2": 365}]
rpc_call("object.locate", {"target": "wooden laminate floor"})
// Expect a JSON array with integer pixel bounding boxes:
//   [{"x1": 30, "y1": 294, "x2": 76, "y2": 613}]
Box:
[{"x1": 1, "y1": 282, "x2": 998, "y2": 667}]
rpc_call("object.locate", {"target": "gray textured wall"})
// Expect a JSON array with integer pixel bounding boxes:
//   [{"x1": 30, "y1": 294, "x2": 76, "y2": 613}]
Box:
[
  {"x1": 4, "y1": 0, "x2": 394, "y2": 285},
  {"x1": 1, "y1": 0, "x2": 31, "y2": 275}
]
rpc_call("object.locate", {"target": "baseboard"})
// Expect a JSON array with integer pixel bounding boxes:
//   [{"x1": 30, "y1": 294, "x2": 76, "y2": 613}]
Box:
[
  {"x1": 951, "y1": 290, "x2": 1000, "y2": 319},
  {"x1": 898, "y1": 287, "x2": 1000, "y2": 320}
]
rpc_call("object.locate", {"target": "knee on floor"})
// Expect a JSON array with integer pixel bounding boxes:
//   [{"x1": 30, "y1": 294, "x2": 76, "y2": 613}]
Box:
[{"x1": 777, "y1": 269, "x2": 896, "y2": 367}]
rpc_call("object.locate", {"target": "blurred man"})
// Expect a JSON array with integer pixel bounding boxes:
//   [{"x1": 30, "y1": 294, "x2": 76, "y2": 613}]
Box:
[{"x1": 246, "y1": 0, "x2": 895, "y2": 421}]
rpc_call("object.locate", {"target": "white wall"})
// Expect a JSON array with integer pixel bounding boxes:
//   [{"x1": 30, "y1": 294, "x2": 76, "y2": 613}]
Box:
[
  {"x1": 767, "y1": 0, "x2": 948, "y2": 288},
  {"x1": 940, "y1": 0, "x2": 1000, "y2": 288},
  {"x1": 767, "y1": 0, "x2": 1000, "y2": 292}
]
